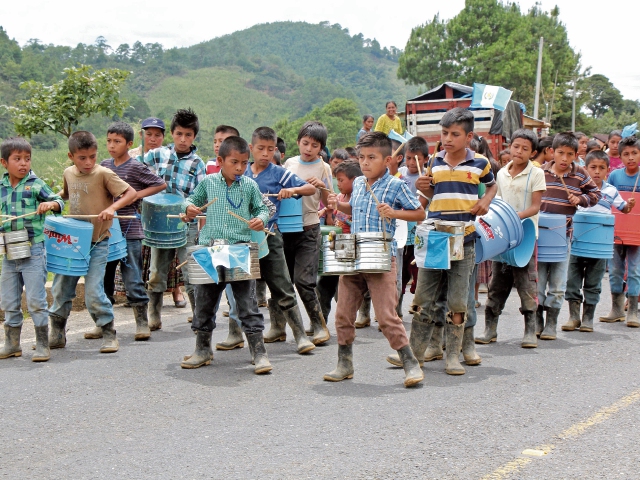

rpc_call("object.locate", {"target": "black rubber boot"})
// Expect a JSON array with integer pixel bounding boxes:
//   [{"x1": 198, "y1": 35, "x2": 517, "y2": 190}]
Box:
[
  {"x1": 256, "y1": 280, "x2": 268, "y2": 307},
  {"x1": 424, "y1": 324, "x2": 444, "y2": 362},
  {"x1": 181, "y1": 331, "x2": 213, "y2": 369},
  {"x1": 522, "y1": 311, "x2": 538, "y2": 348},
  {"x1": 535, "y1": 305, "x2": 545, "y2": 337},
  {"x1": 540, "y1": 307, "x2": 560, "y2": 340},
  {"x1": 561, "y1": 301, "x2": 582, "y2": 331},
  {"x1": 462, "y1": 326, "x2": 481, "y2": 365},
  {"x1": 579, "y1": 303, "x2": 596, "y2": 332},
  {"x1": 396, "y1": 293, "x2": 404, "y2": 318},
  {"x1": 0, "y1": 325, "x2": 22, "y2": 359},
  {"x1": 215, "y1": 319, "x2": 244, "y2": 350},
  {"x1": 282, "y1": 306, "x2": 315, "y2": 354},
  {"x1": 264, "y1": 298, "x2": 287, "y2": 343},
  {"x1": 626, "y1": 295, "x2": 639, "y2": 328},
  {"x1": 99, "y1": 322, "x2": 119, "y2": 353},
  {"x1": 48, "y1": 314, "x2": 67, "y2": 349},
  {"x1": 386, "y1": 319, "x2": 431, "y2": 367},
  {"x1": 32, "y1": 325, "x2": 50, "y2": 362},
  {"x1": 397, "y1": 345, "x2": 424, "y2": 387},
  {"x1": 131, "y1": 304, "x2": 151, "y2": 341},
  {"x1": 246, "y1": 332, "x2": 273, "y2": 374},
  {"x1": 355, "y1": 295, "x2": 371, "y2": 328},
  {"x1": 599, "y1": 292, "x2": 626, "y2": 323},
  {"x1": 147, "y1": 291, "x2": 163, "y2": 331},
  {"x1": 444, "y1": 322, "x2": 465, "y2": 375},
  {"x1": 323, "y1": 344, "x2": 354, "y2": 382},
  {"x1": 84, "y1": 326, "x2": 103, "y2": 339},
  {"x1": 475, "y1": 308, "x2": 498, "y2": 344},
  {"x1": 187, "y1": 291, "x2": 196, "y2": 323},
  {"x1": 305, "y1": 299, "x2": 330, "y2": 345}
]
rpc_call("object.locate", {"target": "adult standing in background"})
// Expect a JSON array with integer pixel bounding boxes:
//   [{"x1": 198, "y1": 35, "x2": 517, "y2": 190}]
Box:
[
  {"x1": 356, "y1": 115, "x2": 374, "y2": 142},
  {"x1": 374, "y1": 101, "x2": 403, "y2": 135}
]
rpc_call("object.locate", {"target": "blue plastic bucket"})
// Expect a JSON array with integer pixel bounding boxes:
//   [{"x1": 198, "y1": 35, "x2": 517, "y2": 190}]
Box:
[
  {"x1": 277, "y1": 197, "x2": 303, "y2": 233},
  {"x1": 571, "y1": 211, "x2": 615, "y2": 259},
  {"x1": 494, "y1": 218, "x2": 536, "y2": 267},
  {"x1": 475, "y1": 198, "x2": 524, "y2": 263},
  {"x1": 142, "y1": 193, "x2": 188, "y2": 249},
  {"x1": 251, "y1": 230, "x2": 269, "y2": 259},
  {"x1": 44, "y1": 217, "x2": 94, "y2": 276},
  {"x1": 538, "y1": 212, "x2": 568, "y2": 263},
  {"x1": 108, "y1": 217, "x2": 128, "y2": 262}
]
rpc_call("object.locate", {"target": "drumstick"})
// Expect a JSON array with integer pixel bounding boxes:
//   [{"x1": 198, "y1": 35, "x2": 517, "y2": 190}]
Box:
[
  {"x1": 264, "y1": 193, "x2": 280, "y2": 197},
  {"x1": 63, "y1": 215, "x2": 138, "y2": 219},
  {"x1": 2, "y1": 211, "x2": 39, "y2": 221},
  {"x1": 392, "y1": 141, "x2": 407, "y2": 158},
  {"x1": 365, "y1": 182, "x2": 388, "y2": 251},
  {"x1": 166, "y1": 214, "x2": 207, "y2": 218},
  {"x1": 226, "y1": 210, "x2": 275, "y2": 236},
  {"x1": 316, "y1": 186, "x2": 332, "y2": 193},
  {"x1": 177, "y1": 259, "x2": 188, "y2": 270},
  {"x1": 199, "y1": 198, "x2": 218, "y2": 210},
  {"x1": 633, "y1": 174, "x2": 640, "y2": 196},
  {"x1": 558, "y1": 174, "x2": 572, "y2": 198}
]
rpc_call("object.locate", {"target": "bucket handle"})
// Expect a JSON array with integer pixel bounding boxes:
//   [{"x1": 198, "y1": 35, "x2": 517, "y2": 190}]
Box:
[{"x1": 573, "y1": 224, "x2": 609, "y2": 241}]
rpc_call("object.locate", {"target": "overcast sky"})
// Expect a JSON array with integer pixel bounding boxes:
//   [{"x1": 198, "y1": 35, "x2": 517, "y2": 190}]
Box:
[{"x1": 3, "y1": 0, "x2": 639, "y2": 101}]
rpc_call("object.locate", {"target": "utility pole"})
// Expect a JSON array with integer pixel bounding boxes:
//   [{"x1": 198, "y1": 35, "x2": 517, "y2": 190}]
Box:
[
  {"x1": 533, "y1": 36, "x2": 544, "y2": 120},
  {"x1": 572, "y1": 74, "x2": 577, "y2": 132}
]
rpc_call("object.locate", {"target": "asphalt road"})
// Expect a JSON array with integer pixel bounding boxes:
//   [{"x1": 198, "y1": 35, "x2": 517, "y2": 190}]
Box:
[{"x1": 1, "y1": 274, "x2": 639, "y2": 479}]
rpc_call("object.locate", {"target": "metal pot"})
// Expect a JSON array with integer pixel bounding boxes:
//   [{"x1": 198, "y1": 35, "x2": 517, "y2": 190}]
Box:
[
  {"x1": 6, "y1": 241, "x2": 31, "y2": 260},
  {"x1": 355, "y1": 232, "x2": 391, "y2": 273}
]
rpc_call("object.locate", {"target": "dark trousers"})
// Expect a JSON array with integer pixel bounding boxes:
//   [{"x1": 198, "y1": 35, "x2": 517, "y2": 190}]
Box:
[
  {"x1": 282, "y1": 224, "x2": 321, "y2": 306},
  {"x1": 486, "y1": 247, "x2": 538, "y2": 316},
  {"x1": 401, "y1": 245, "x2": 418, "y2": 295},
  {"x1": 260, "y1": 230, "x2": 297, "y2": 311},
  {"x1": 316, "y1": 274, "x2": 339, "y2": 322},
  {"x1": 192, "y1": 280, "x2": 264, "y2": 334},
  {"x1": 103, "y1": 238, "x2": 148, "y2": 305},
  {"x1": 565, "y1": 254, "x2": 607, "y2": 305}
]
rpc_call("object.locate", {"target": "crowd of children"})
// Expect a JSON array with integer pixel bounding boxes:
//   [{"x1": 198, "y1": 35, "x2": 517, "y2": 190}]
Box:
[{"x1": 0, "y1": 104, "x2": 637, "y2": 389}]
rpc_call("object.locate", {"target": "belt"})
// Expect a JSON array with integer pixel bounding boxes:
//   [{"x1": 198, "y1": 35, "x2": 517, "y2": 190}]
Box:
[{"x1": 303, "y1": 224, "x2": 319, "y2": 232}]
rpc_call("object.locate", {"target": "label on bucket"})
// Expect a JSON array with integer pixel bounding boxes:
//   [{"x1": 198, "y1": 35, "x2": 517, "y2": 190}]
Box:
[
  {"x1": 44, "y1": 228, "x2": 80, "y2": 246},
  {"x1": 477, "y1": 217, "x2": 505, "y2": 242}
]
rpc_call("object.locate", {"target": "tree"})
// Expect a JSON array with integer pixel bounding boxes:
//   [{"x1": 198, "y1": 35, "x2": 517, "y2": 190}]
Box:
[
  {"x1": 578, "y1": 74, "x2": 624, "y2": 118},
  {"x1": 2, "y1": 65, "x2": 130, "y2": 138}
]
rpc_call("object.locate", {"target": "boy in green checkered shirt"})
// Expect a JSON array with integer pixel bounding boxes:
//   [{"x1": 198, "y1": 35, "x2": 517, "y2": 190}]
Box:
[
  {"x1": 181, "y1": 136, "x2": 272, "y2": 374},
  {"x1": 0, "y1": 138, "x2": 63, "y2": 362}
]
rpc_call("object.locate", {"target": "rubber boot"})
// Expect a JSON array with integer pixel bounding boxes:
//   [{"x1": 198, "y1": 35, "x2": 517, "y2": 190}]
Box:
[
  {"x1": 0, "y1": 325, "x2": 22, "y2": 359},
  {"x1": 599, "y1": 292, "x2": 626, "y2": 323},
  {"x1": 444, "y1": 322, "x2": 465, "y2": 375},
  {"x1": 521, "y1": 311, "x2": 538, "y2": 348},
  {"x1": 323, "y1": 344, "x2": 354, "y2": 382},
  {"x1": 396, "y1": 293, "x2": 404, "y2": 318},
  {"x1": 626, "y1": 295, "x2": 639, "y2": 328},
  {"x1": 264, "y1": 298, "x2": 287, "y2": 343},
  {"x1": 386, "y1": 319, "x2": 431, "y2": 367},
  {"x1": 48, "y1": 314, "x2": 67, "y2": 349},
  {"x1": 579, "y1": 304, "x2": 596, "y2": 332},
  {"x1": 561, "y1": 301, "x2": 582, "y2": 331},
  {"x1": 181, "y1": 331, "x2": 213, "y2": 369},
  {"x1": 99, "y1": 322, "x2": 119, "y2": 353},
  {"x1": 535, "y1": 305, "x2": 544, "y2": 337},
  {"x1": 540, "y1": 307, "x2": 560, "y2": 340},
  {"x1": 354, "y1": 295, "x2": 371, "y2": 329},
  {"x1": 305, "y1": 299, "x2": 330, "y2": 345},
  {"x1": 475, "y1": 309, "x2": 498, "y2": 344},
  {"x1": 133, "y1": 304, "x2": 151, "y2": 341},
  {"x1": 246, "y1": 332, "x2": 273, "y2": 374},
  {"x1": 32, "y1": 325, "x2": 50, "y2": 362},
  {"x1": 256, "y1": 280, "x2": 268, "y2": 307},
  {"x1": 147, "y1": 291, "x2": 163, "y2": 331},
  {"x1": 186, "y1": 291, "x2": 196, "y2": 323},
  {"x1": 215, "y1": 318, "x2": 244, "y2": 350},
  {"x1": 462, "y1": 326, "x2": 481, "y2": 365},
  {"x1": 397, "y1": 345, "x2": 424, "y2": 387},
  {"x1": 282, "y1": 306, "x2": 316, "y2": 354},
  {"x1": 84, "y1": 326, "x2": 103, "y2": 339},
  {"x1": 424, "y1": 324, "x2": 444, "y2": 362}
]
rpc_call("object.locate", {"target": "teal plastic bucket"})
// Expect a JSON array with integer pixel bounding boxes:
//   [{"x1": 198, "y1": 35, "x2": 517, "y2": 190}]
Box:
[
  {"x1": 108, "y1": 217, "x2": 128, "y2": 262},
  {"x1": 538, "y1": 212, "x2": 568, "y2": 262},
  {"x1": 571, "y1": 211, "x2": 614, "y2": 259},
  {"x1": 475, "y1": 198, "x2": 524, "y2": 263},
  {"x1": 494, "y1": 218, "x2": 536, "y2": 267},
  {"x1": 44, "y1": 217, "x2": 93, "y2": 275},
  {"x1": 251, "y1": 230, "x2": 269, "y2": 259},
  {"x1": 142, "y1": 193, "x2": 188, "y2": 249},
  {"x1": 277, "y1": 197, "x2": 303, "y2": 233}
]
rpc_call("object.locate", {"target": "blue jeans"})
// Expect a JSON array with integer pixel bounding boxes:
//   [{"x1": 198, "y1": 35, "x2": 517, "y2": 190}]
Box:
[
  {"x1": 148, "y1": 223, "x2": 198, "y2": 295},
  {"x1": 50, "y1": 239, "x2": 114, "y2": 327},
  {"x1": 0, "y1": 242, "x2": 48, "y2": 327},
  {"x1": 104, "y1": 239, "x2": 148, "y2": 305},
  {"x1": 466, "y1": 263, "x2": 479, "y2": 328},
  {"x1": 609, "y1": 245, "x2": 640, "y2": 296},
  {"x1": 538, "y1": 237, "x2": 570, "y2": 309},
  {"x1": 565, "y1": 255, "x2": 607, "y2": 304}
]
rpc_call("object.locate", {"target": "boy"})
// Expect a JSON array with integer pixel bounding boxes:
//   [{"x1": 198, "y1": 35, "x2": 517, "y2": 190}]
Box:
[
  {"x1": 537, "y1": 132, "x2": 600, "y2": 340},
  {"x1": 282, "y1": 121, "x2": 333, "y2": 345},
  {"x1": 601, "y1": 136, "x2": 640, "y2": 327},
  {"x1": 475, "y1": 129, "x2": 546, "y2": 348},
  {"x1": 406, "y1": 108, "x2": 497, "y2": 376},
  {"x1": 181, "y1": 136, "x2": 272, "y2": 374},
  {"x1": 90, "y1": 122, "x2": 165, "y2": 342},
  {"x1": 242, "y1": 126, "x2": 316, "y2": 354},
  {"x1": 49, "y1": 131, "x2": 137, "y2": 353},
  {"x1": 207, "y1": 125, "x2": 240, "y2": 174},
  {"x1": 0, "y1": 138, "x2": 63, "y2": 362},
  {"x1": 565, "y1": 150, "x2": 633, "y2": 332},
  {"x1": 140, "y1": 108, "x2": 206, "y2": 330},
  {"x1": 324, "y1": 132, "x2": 425, "y2": 387},
  {"x1": 317, "y1": 160, "x2": 361, "y2": 320}
]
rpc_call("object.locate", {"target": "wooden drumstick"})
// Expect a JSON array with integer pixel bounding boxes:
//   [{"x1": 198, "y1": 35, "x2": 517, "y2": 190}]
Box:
[
  {"x1": 177, "y1": 259, "x2": 189, "y2": 270},
  {"x1": 365, "y1": 182, "x2": 388, "y2": 251},
  {"x1": 2, "y1": 211, "x2": 39, "y2": 221},
  {"x1": 227, "y1": 210, "x2": 275, "y2": 235},
  {"x1": 392, "y1": 141, "x2": 407, "y2": 158},
  {"x1": 558, "y1": 175, "x2": 572, "y2": 198},
  {"x1": 167, "y1": 214, "x2": 207, "y2": 219},
  {"x1": 63, "y1": 215, "x2": 138, "y2": 219}
]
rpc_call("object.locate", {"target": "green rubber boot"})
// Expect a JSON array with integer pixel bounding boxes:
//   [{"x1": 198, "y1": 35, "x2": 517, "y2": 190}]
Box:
[
  {"x1": 0, "y1": 325, "x2": 22, "y2": 359},
  {"x1": 444, "y1": 322, "x2": 465, "y2": 375},
  {"x1": 264, "y1": 298, "x2": 287, "y2": 343},
  {"x1": 475, "y1": 308, "x2": 498, "y2": 344},
  {"x1": 32, "y1": 325, "x2": 50, "y2": 362},
  {"x1": 579, "y1": 304, "x2": 596, "y2": 332},
  {"x1": 561, "y1": 301, "x2": 581, "y2": 331},
  {"x1": 599, "y1": 293, "x2": 626, "y2": 323},
  {"x1": 386, "y1": 319, "x2": 431, "y2": 367},
  {"x1": 181, "y1": 331, "x2": 213, "y2": 369},
  {"x1": 323, "y1": 344, "x2": 354, "y2": 382}
]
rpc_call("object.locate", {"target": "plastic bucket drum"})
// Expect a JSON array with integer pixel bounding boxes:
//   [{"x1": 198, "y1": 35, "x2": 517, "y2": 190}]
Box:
[
  {"x1": 613, "y1": 192, "x2": 640, "y2": 246},
  {"x1": 142, "y1": 193, "x2": 188, "y2": 249},
  {"x1": 277, "y1": 197, "x2": 303, "y2": 233},
  {"x1": 537, "y1": 212, "x2": 568, "y2": 263},
  {"x1": 572, "y1": 211, "x2": 615, "y2": 259},
  {"x1": 319, "y1": 226, "x2": 343, "y2": 275},
  {"x1": 474, "y1": 198, "x2": 524, "y2": 264},
  {"x1": 494, "y1": 218, "x2": 536, "y2": 267},
  {"x1": 108, "y1": 217, "x2": 128, "y2": 262},
  {"x1": 435, "y1": 220, "x2": 465, "y2": 261},
  {"x1": 251, "y1": 230, "x2": 269, "y2": 259},
  {"x1": 44, "y1": 218, "x2": 93, "y2": 275},
  {"x1": 355, "y1": 232, "x2": 391, "y2": 273}
]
